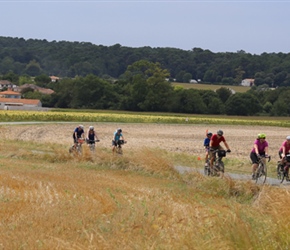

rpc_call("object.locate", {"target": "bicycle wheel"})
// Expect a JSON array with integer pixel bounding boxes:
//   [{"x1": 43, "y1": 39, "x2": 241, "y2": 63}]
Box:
[
  {"x1": 204, "y1": 160, "x2": 209, "y2": 176},
  {"x1": 89, "y1": 144, "x2": 95, "y2": 152},
  {"x1": 277, "y1": 164, "x2": 283, "y2": 180},
  {"x1": 77, "y1": 145, "x2": 82, "y2": 155},
  {"x1": 116, "y1": 146, "x2": 123, "y2": 155},
  {"x1": 204, "y1": 165, "x2": 210, "y2": 176},
  {"x1": 281, "y1": 171, "x2": 286, "y2": 184},
  {"x1": 255, "y1": 163, "x2": 267, "y2": 184},
  {"x1": 218, "y1": 161, "x2": 224, "y2": 173}
]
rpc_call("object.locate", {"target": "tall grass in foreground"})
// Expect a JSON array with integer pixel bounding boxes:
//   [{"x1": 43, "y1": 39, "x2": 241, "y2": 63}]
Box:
[{"x1": 0, "y1": 140, "x2": 289, "y2": 249}]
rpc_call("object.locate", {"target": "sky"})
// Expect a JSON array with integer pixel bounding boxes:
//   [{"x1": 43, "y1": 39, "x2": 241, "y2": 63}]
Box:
[{"x1": 1, "y1": 0, "x2": 290, "y2": 55}]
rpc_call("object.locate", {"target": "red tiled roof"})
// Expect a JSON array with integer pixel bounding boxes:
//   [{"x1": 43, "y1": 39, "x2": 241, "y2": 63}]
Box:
[
  {"x1": 0, "y1": 90, "x2": 21, "y2": 95},
  {"x1": 16, "y1": 84, "x2": 54, "y2": 95},
  {"x1": 0, "y1": 97, "x2": 41, "y2": 105}
]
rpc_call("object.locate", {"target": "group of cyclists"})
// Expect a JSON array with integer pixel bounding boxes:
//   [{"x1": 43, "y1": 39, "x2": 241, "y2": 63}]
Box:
[
  {"x1": 71, "y1": 124, "x2": 290, "y2": 178},
  {"x1": 72, "y1": 125, "x2": 125, "y2": 154},
  {"x1": 204, "y1": 129, "x2": 290, "y2": 180}
]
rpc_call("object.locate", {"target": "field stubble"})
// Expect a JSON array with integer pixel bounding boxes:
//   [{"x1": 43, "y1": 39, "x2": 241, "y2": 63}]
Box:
[{"x1": 0, "y1": 123, "x2": 290, "y2": 249}]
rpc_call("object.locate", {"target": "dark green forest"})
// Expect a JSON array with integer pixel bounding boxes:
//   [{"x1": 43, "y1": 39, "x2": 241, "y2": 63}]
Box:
[{"x1": 1, "y1": 36, "x2": 290, "y2": 116}]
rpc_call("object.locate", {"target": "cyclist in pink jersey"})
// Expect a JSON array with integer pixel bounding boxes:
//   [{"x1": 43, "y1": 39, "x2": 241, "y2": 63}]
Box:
[
  {"x1": 278, "y1": 136, "x2": 290, "y2": 159},
  {"x1": 277, "y1": 136, "x2": 290, "y2": 172},
  {"x1": 250, "y1": 133, "x2": 269, "y2": 179}
]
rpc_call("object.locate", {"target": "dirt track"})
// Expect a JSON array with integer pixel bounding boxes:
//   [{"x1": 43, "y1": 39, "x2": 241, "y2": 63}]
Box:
[{"x1": 0, "y1": 122, "x2": 288, "y2": 161}]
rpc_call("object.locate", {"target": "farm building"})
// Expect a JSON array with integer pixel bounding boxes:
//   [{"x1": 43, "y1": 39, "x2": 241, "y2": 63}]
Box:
[
  {"x1": 241, "y1": 78, "x2": 254, "y2": 87},
  {"x1": 0, "y1": 97, "x2": 42, "y2": 110}
]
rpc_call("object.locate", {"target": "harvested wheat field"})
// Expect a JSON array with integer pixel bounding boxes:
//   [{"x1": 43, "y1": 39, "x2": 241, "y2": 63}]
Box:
[
  {"x1": 0, "y1": 122, "x2": 290, "y2": 249},
  {"x1": 0, "y1": 122, "x2": 288, "y2": 159}
]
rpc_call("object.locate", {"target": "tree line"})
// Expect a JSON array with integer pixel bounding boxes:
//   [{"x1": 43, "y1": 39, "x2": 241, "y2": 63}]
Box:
[
  {"x1": 3, "y1": 60, "x2": 287, "y2": 117},
  {"x1": 1, "y1": 36, "x2": 290, "y2": 87}
]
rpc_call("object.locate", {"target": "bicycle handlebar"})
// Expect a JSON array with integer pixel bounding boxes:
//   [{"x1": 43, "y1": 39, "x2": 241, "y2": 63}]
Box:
[
  {"x1": 258, "y1": 155, "x2": 271, "y2": 162},
  {"x1": 86, "y1": 139, "x2": 100, "y2": 143}
]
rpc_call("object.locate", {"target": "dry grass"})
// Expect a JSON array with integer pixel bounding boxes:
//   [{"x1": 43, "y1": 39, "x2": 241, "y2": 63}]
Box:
[{"x1": 0, "y1": 135, "x2": 290, "y2": 249}]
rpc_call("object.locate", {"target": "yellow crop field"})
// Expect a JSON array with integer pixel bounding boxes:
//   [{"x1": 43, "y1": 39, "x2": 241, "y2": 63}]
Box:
[{"x1": 1, "y1": 110, "x2": 290, "y2": 127}]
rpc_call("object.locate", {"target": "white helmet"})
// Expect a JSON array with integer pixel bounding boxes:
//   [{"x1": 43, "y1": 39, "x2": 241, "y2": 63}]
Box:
[
  {"x1": 89, "y1": 126, "x2": 94, "y2": 130},
  {"x1": 79, "y1": 125, "x2": 84, "y2": 129},
  {"x1": 286, "y1": 135, "x2": 290, "y2": 140}
]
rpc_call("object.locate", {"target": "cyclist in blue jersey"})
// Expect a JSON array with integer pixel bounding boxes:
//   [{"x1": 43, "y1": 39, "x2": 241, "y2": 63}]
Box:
[
  {"x1": 72, "y1": 125, "x2": 85, "y2": 149},
  {"x1": 204, "y1": 130, "x2": 212, "y2": 168},
  {"x1": 112, "y1": 128, "x2": 125, "y2": 154}
]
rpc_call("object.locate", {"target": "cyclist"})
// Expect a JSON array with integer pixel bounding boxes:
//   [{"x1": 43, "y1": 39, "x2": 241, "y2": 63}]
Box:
[
  {"x1": 250, "y1": 133, "x2": 269, "y2": 179},
  {"x1": 86, "y1": 126, "x2": 99, "y2": 144},
  {"x1": 112, "y1": 128, "x2": 126, "y2": 154},
  {"x1": 209, "y1": 129, "x2": 231, "y2": 172},
  {"x1": 277, "y1": 135, "x2": 290, "y2": 174},
  {"x1": 72, "y1": 125, "x2": 85, "y2": 149},
  {"x1": 204, "y1": 130, "x2": 212, "y2": 168}
]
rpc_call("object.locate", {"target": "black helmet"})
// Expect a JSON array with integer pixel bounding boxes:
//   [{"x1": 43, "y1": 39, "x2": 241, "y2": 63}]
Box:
[
  {"x1": 217, "y1": 130, "x2": 223, "y2": 136},
  {"x1": 117, "y1": 128, "x2": 122, "y2": 133},
  {"x1": 207, "y1": 132, "x2": 212, "y2": 136}
]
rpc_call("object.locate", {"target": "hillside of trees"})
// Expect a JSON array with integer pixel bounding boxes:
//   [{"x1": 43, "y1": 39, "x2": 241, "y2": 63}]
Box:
[
  {"x1": 1, "y1": 36, "x2": 290, "y2": 86},
  {"x1": 1, "y1": 36, "x2": 290, "y2": 116}
]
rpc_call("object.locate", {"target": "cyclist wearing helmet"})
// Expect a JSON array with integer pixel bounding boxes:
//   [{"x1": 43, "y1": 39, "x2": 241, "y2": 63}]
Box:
[
  {"x1": 73, "y1": 125, "x2": 85, "y2": 148},
  {"x1": 112, "y1": 128, "x2": 125, "y2": 153},
  {"x1": 250, "y1": 133, "x2": 269, "y2": 179},
  {"x1": 209, "y1": 129, "x2": 231, "y2": 171},
  {"x1": 86, "y1": 126, "x2": 99, "y2": 144},
  {"x1": 277, "y1": 136, "x2": 290, "y2": 173},
  {"x1": 203, "y1": 129, "x2": 213, "y2": 167},
  {"x1": 279, "y1": 136, "x2": 290, "y2": 159}
]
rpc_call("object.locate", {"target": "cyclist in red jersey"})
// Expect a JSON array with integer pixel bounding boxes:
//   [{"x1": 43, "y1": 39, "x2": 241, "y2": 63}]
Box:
[{"x1": 209, "y1": 130, "x2": 231, "y2": 172}]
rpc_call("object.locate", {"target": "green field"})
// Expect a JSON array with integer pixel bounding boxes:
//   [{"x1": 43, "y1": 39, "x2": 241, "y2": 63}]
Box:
[{"x1": 172, "y1": 82, "x2": 251, "y2": 93}]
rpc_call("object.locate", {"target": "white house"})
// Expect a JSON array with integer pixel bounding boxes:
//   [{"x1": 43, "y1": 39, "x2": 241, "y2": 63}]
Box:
[{"x1": 241, "y1": 78, "x2": 254, "y2": 87}]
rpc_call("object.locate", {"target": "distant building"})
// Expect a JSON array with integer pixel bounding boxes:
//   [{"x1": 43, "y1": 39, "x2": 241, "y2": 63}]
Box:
[
  {"x1": 0, "y1": 90, "x2": 21, "y2": 99},
  {"x1": 241, "y1": 78, "x2": 254, "y2": 87},
  {"x1": 0, "y1": 88, "x2": 42, "y2": 110},
  {"x1": 189, "y1": 79, "x2": 198, "y2": 83},
  {"x1": 15, "y1": 84, "x2": 54, "y2": 95},
  {"x1": 0, "y1": 80, "x2": 17, "y2": 90},
  {"x1": 49, "y1": 76, "x2": 60, "y2": 82}
]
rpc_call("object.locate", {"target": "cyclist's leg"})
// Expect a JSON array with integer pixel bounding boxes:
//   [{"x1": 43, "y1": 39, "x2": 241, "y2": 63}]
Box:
[
  {"x1": 112, "y1": 140, "x2": 117, "y2": 153},
  {"x1": 209, "y1": 150, "x2": 215, "y2": 171},
  {"x1": 205, "y1": 149, "x2": 209, "y2": 167},
  {"x1": 250, "y1": 152, "x2": 259, "y2": 178}
]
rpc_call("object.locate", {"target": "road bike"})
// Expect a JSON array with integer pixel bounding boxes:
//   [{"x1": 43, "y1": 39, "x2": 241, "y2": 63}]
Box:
[
  {"x1": 277, "y1": 154, "x2": 290, "y2": 183},
  {"x1": 69, "y1": 138, "x2": 85, "y2": 155},
  {"x1": 115, "y1": 140, "x2": 126, "y2": 155},
  {"x1": 86, "y1": 139, "x2": 100, "y2": 152},
  {"x1": 210, "y1": 149, "x2": 230, "y2": 177},
  {"x1": 253, "y1": 155, "x2": 271, "y2": 184}
]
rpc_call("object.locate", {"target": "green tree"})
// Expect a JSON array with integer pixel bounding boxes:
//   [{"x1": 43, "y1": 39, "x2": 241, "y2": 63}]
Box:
[
  {"x1": 24, "y1": 60, "x2": 42, "y2": 76},
  {"x1": 34, "y1": 74, "x2": 51, "y2": 87},
  {"x1": 123, "y1": 60, "x2": 172, "y2": 111},
  {"x1": 183, "y1": 73, "x2": 192, "y2": 83},
  {"x1": 216, "y1": 87, "x2": 232, "y2": 103},
  {"x1": 225, "y1": 93, "x2": 261, "y2": 116}
]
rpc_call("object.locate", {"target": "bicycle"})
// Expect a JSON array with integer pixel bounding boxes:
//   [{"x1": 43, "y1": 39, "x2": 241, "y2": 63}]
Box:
[
  {"x1": 86, "y1": 139, "x2": 100, "y2": 152},
  {"x1": 115, "y1": 140, "x2": 126, "y2": 155},
  {"x1": 204, "y1": 158, "x2": 211, "y2": 176},
  {"x1": 69, "y1": 138, "x2": 85, "y2": 155},
  {"x1": 210, "y1": 149, "x2": 230, "y2": 177},
  {"x1": 277, "y1": 154, "x2": 290, "y2": 183},
  {"x1": 253, "y1": 155, "x2": 271, "y2": 184}
]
